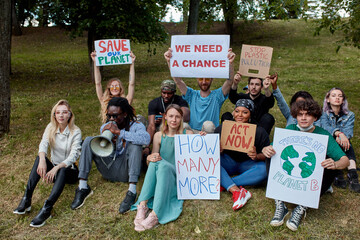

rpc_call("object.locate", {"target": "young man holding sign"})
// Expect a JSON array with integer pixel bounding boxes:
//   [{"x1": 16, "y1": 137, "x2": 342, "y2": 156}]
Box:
[
  {"x1": 215, "y1": 99, "x2": 270, "y2": 210},
  {"x1": 262, "y1": 98, "x2": 349, "y2": 231},
  {"x1": 229, "y1": 71, "x2": 275, "y2": 134},
  {"x1": 164, "y1": 48, "x2": 235, "y2": 133}
]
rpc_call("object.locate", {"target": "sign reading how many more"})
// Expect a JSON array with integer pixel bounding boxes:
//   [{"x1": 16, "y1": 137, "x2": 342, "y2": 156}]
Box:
[
  {"x1": 175, "y1": 134, "x2": 221, "y2": 200},
  {"x1": 220, "y1": 120, "x2": 256, "y2": 153},
  {"x1": 266, "y1": 128, "x2": 329, "y2": 209},
  {"x1": 239, "y1": 44, "x2": 273, "y2": 78},
  {"x1": 170, "y1": 35, "x2": 230, "y2": 78},
  {"x1": 94, "y1": 39, "x2": 132, "y2": 66}
]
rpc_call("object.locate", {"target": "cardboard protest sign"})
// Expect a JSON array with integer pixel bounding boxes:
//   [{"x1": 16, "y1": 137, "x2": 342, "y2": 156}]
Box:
[
  {"x1": 94, "y1": 39, "x2": 132, "y2": 66},
  {"x1": 220, "y1": 120, "x2": 256, "y2": 153},
  {"x1": 266, "y1": 128, "x2": 329, "y2": 209},
  {"x1": 170, "y1": 35, "x2": 230, "y2": 78},
  {"x1": 239, "y1": 44, "x2": 273, "y2": 78},
  {"x1": 175, "y1": 134, "x2": 220, "y2": 200}
]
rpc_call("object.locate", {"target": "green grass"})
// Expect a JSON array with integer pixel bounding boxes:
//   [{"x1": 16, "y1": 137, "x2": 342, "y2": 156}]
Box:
[{"x1": 1, "y1": 20, "x2": 360, "y2": 239}]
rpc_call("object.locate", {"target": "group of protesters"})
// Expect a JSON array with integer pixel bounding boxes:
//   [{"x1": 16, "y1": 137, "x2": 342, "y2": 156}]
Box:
[{"x1": 13, "y1": 47, "x2": 358, "y2": 233}]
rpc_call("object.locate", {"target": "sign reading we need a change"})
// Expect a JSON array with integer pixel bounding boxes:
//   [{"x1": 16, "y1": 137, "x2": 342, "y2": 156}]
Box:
[
  {"x1": 266, "y1": 128, "x2": 329, "y2": 209},
  {"x1": 94, "y1": 39, "x2": 132, "y2": 66},
  {"x1": 220, "y1": 120, "x2": 256, "y2": 153},
  {"x1": 239, "y1": 44, "x2": 273, "y2": 78},
  {"x1": 170, "y1": 35, "x2": 230, "y2": 78},
  {"x1": 175, "y1": 134, "x2": 220, "y2": 200}
]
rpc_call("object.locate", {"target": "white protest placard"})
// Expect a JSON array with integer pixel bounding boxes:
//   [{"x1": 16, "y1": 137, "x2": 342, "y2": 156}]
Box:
[
  {"x1": 239, "y1": 44, "x2": 273, "y2": 78},
  {"x1": 266, "y1": 128, "x2": 329, "y2": 209},
  {"x1": 94, "y1": 39, "x2": 132, "y2": 66},
  {"x1": 175, "y1": 134, "x2": 220, "y2": 200},
  {"x1": 170, "y1": 35, "x2": 230, "y2": 78}
]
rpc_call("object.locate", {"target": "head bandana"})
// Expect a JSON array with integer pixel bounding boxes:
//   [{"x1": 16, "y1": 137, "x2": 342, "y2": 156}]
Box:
[{"x1": 235, "y1": 99, "x2": 255, "y2": 114}]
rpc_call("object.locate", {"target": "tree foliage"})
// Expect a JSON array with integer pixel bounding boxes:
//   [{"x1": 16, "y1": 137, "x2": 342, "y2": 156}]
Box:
[{"x1": 314, "y1": 0, "x2": 360, "y2": 50}]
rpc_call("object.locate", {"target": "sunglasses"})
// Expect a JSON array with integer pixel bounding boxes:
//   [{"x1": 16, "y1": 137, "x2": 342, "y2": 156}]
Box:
[
  {"x1": 197, "y1": 78, "x2": 212, "y2": 82},
  {"x1": 106, "y1": 114, "x2": 120, "y2": 120},
  {"x1": 110, "y1": 85, "x2": 120, "y2": 91}
]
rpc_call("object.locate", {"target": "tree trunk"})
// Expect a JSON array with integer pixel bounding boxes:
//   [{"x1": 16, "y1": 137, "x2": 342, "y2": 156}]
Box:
[
  {"x1": 88, "y1": 28, "x2": 97, "y2": 82},
  {"x1": 11, "y1": 0, "x2": 22, "y2": 36},
  {"x1": 187, "y1": 0, "x2": 200, "y2": 34},
  {"x1": 0, "y1": 0, "x2": 12, "y2": 137},
  {"x1": 221, "y1": 0, "x2": 237, "y2": 42}
]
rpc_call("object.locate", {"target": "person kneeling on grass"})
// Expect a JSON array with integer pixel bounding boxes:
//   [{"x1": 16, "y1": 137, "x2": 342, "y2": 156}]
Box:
[
  {"x1": 13, "y1": 100, "x2": 82, "y2": 227},
  {"x1": 214, "y1": 98, "x2": 270, "y2": 210},
  {"x1": 131, "y1": 104, "x2": 198, "y2": 231},
  {"x1": 262, "y1": 98, "x2": 349, "y2": 231},
  {"x1": 70, "y1": 97, "x2": 150, "y2": 213}
]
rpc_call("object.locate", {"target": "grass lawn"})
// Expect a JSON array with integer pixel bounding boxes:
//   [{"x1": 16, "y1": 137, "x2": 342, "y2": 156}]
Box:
[{"x1": 1, "y1": 19, "x2": 360, "y2": 239}]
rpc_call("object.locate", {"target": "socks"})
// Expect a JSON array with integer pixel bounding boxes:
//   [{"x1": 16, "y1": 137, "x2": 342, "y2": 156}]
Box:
[
  {"x1": 79, "y1": 179, "x2": 88, "y2": 189},
  {"x1": 128, "y1": 183, "x2": 137, "y2": 194}
]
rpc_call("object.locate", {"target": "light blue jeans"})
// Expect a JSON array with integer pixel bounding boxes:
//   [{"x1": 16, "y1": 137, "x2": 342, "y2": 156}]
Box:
[{"x1": 221, "y1": 153, "x2": 267, "y2": 191}]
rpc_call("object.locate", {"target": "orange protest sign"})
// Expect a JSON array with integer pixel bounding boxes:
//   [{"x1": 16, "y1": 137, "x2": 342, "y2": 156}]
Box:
[
  {"x1": 239, "y1": 44, "x2": 273, "y2": 78},
  {"x1": 220, "y1": 120, "x2": 256, "y2": 153}
]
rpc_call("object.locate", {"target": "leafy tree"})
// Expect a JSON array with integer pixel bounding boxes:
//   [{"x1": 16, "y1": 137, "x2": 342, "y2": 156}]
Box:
[
  {"x1": 314, "y1": 0, "x2": 360, "y2": 51},
  {"x1": 48, "y1": 0, "x2": 172, "y2": 79}
]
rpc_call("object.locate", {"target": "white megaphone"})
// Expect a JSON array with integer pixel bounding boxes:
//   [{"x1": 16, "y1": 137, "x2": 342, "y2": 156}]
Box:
[{"x1": 90, "y1": 129, "x2": 115, "y2": 157}]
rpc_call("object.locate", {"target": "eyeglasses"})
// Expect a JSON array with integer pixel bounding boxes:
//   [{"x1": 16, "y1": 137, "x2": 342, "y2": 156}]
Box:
[
  {"x1": 197, "y1": 78, "x2": 212, "y2": 82},
  {"x1": 55, "y1": 111, "x2": 70, "y2": 115},
  {"x1": 106, "y1": 114, "x2": 119, "y2": 120},
  {"x1": 110, "y1": 85, "x2": 120, "y2": 91}
]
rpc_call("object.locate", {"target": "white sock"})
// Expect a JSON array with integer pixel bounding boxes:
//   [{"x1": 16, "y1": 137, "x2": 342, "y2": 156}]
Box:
[
  {"x1": 128, "y1": 183, "x2": 136, "y2": 194},
  {"x1": 79, "y1": 180, "x2": 88, "y2": 189}
]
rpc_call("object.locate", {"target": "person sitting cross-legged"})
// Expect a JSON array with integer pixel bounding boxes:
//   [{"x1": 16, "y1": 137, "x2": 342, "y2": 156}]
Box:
[
  {"x1": 71, "y1": 97, "x2": 150, "y2": 214},
  {"x1": 215, "y1": 99, "x2": 270, "y2": 211}
]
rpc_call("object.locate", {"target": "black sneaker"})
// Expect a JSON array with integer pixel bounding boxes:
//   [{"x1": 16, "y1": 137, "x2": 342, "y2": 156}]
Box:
[
  {"x1": 333, "y1": 173, "x2": 347, "y2": 189},
  {"x1": 71, "y1": 186, "x2": 93, "y2": 210},
  {"x1": 270, "y1": 200, "x2": 289, "y2": 226},
  {"x1": 13, "y1": 197, "x2": 31, "y2": 215},
  {"x1": 30, "y1": 206, "x2": 52, "y2": 228},
  {"x1": 348, "y1": 169, "x2": 360, "y2": 193},
  {"x1": 286, "y1": 205, "x2": 307, "y2": 231},
  {"x1": 119, "y1": 191, "x2": 137, "y2": 214}
]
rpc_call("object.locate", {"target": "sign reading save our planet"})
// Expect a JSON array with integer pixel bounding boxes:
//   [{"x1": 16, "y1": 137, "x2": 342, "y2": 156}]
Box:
[
  {"x1": 94, "y1": 39, "x2": 132, "y2": 66},
  {"x1": 175, "y1": 134, "x2": 220, "y2": 200},
  {"x1": 266, "y1": 128, "x2": 329, "y2": 209}
]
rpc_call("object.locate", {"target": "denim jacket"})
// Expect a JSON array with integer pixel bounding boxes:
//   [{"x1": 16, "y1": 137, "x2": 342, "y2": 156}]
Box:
[{"x1": 320, "y1": 110, "x2": 355, "y2": 139}]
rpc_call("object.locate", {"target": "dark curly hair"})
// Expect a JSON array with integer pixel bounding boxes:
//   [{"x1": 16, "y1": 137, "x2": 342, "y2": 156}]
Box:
[
  {"x1": 290, "y1": 91, "x2": 313, "y2": 106},
  {"x1": 290, "y1": 98, "x2": 322, "y2": 120},
  {"x1": 107, "y1": 97, "x2": 136, "y2": 131},
  {"x1": 248, "y1": 77, "x2": 264, "y2": 87}
]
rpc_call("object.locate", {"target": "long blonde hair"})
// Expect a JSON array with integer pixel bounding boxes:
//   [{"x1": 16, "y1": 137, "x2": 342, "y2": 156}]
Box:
[
  {"x1": 48, "y1": 100, "x2": 77, "y2": 147},
  {"x1": 101, "y1": 78, "x2": 125, "y2": 123},
  {"x1": 160, "y1": 104, "x2": 184, "y2": 136}
]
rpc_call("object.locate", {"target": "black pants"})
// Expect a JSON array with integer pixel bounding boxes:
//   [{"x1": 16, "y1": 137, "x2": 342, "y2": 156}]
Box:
[
  {"x1": 24, "y1": 156, "x2": 78, "y2": 206},
  {"x1": 320, "y1": 168, "x2": 337, "y2": 196}
]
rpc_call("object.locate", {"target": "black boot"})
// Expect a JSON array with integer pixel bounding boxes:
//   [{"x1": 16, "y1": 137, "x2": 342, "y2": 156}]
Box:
[
  {"x1": 30, "y1": 200, "x2": 53, "y2": 227},
  {"x1": 333, "y1": 171, "x2": 347, "y2": 189},
  {"x1": 13, "y1": 196, "x2": 31, "y2": 215},
  {"x1": 348, "y1": 169, "x2": 360, "y2": 193}
]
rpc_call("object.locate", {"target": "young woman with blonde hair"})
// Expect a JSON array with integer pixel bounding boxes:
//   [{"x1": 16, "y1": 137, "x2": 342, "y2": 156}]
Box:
[
  {"x1": 13, "y1": 100, "x2": 82, "y2": 227},
  {"x1": 90, "y1": 51, "x2": 136, "y2": 123}
]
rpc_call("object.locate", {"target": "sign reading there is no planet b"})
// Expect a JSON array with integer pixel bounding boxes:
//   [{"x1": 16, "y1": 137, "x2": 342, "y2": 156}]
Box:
[{"x1": 266, "y1": 128, "x2": 328, "y2": 209}]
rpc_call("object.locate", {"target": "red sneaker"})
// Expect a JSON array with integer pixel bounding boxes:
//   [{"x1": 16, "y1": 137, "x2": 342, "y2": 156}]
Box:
[
  {"x1": 220, "y1": 186, "x2": 226, "y2": 192},
  {"x1": 232, "y1": 187, "x2": 252, "y2": 211}
]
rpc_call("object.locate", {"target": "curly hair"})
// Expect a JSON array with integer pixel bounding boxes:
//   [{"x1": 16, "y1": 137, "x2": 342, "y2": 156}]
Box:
[
  {"x1": 291, "y1": 98, "x2": 322, "y2": 120},
  {"x1": 290, "y1": 91, "x2": 313, "y2": 106},
  {"x1": 107, "y1": 97, "x2": 136, "y2": 131}
]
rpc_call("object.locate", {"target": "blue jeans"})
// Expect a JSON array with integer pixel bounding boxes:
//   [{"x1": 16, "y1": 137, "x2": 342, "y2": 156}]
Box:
[{"x1": 221, "y1": 153, "x2": 267, "y2": 191}]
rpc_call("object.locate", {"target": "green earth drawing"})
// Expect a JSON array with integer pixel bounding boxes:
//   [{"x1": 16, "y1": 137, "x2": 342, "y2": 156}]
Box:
[{"x1": 280, "y1": 145, "x2": 316, "y2": 179}]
